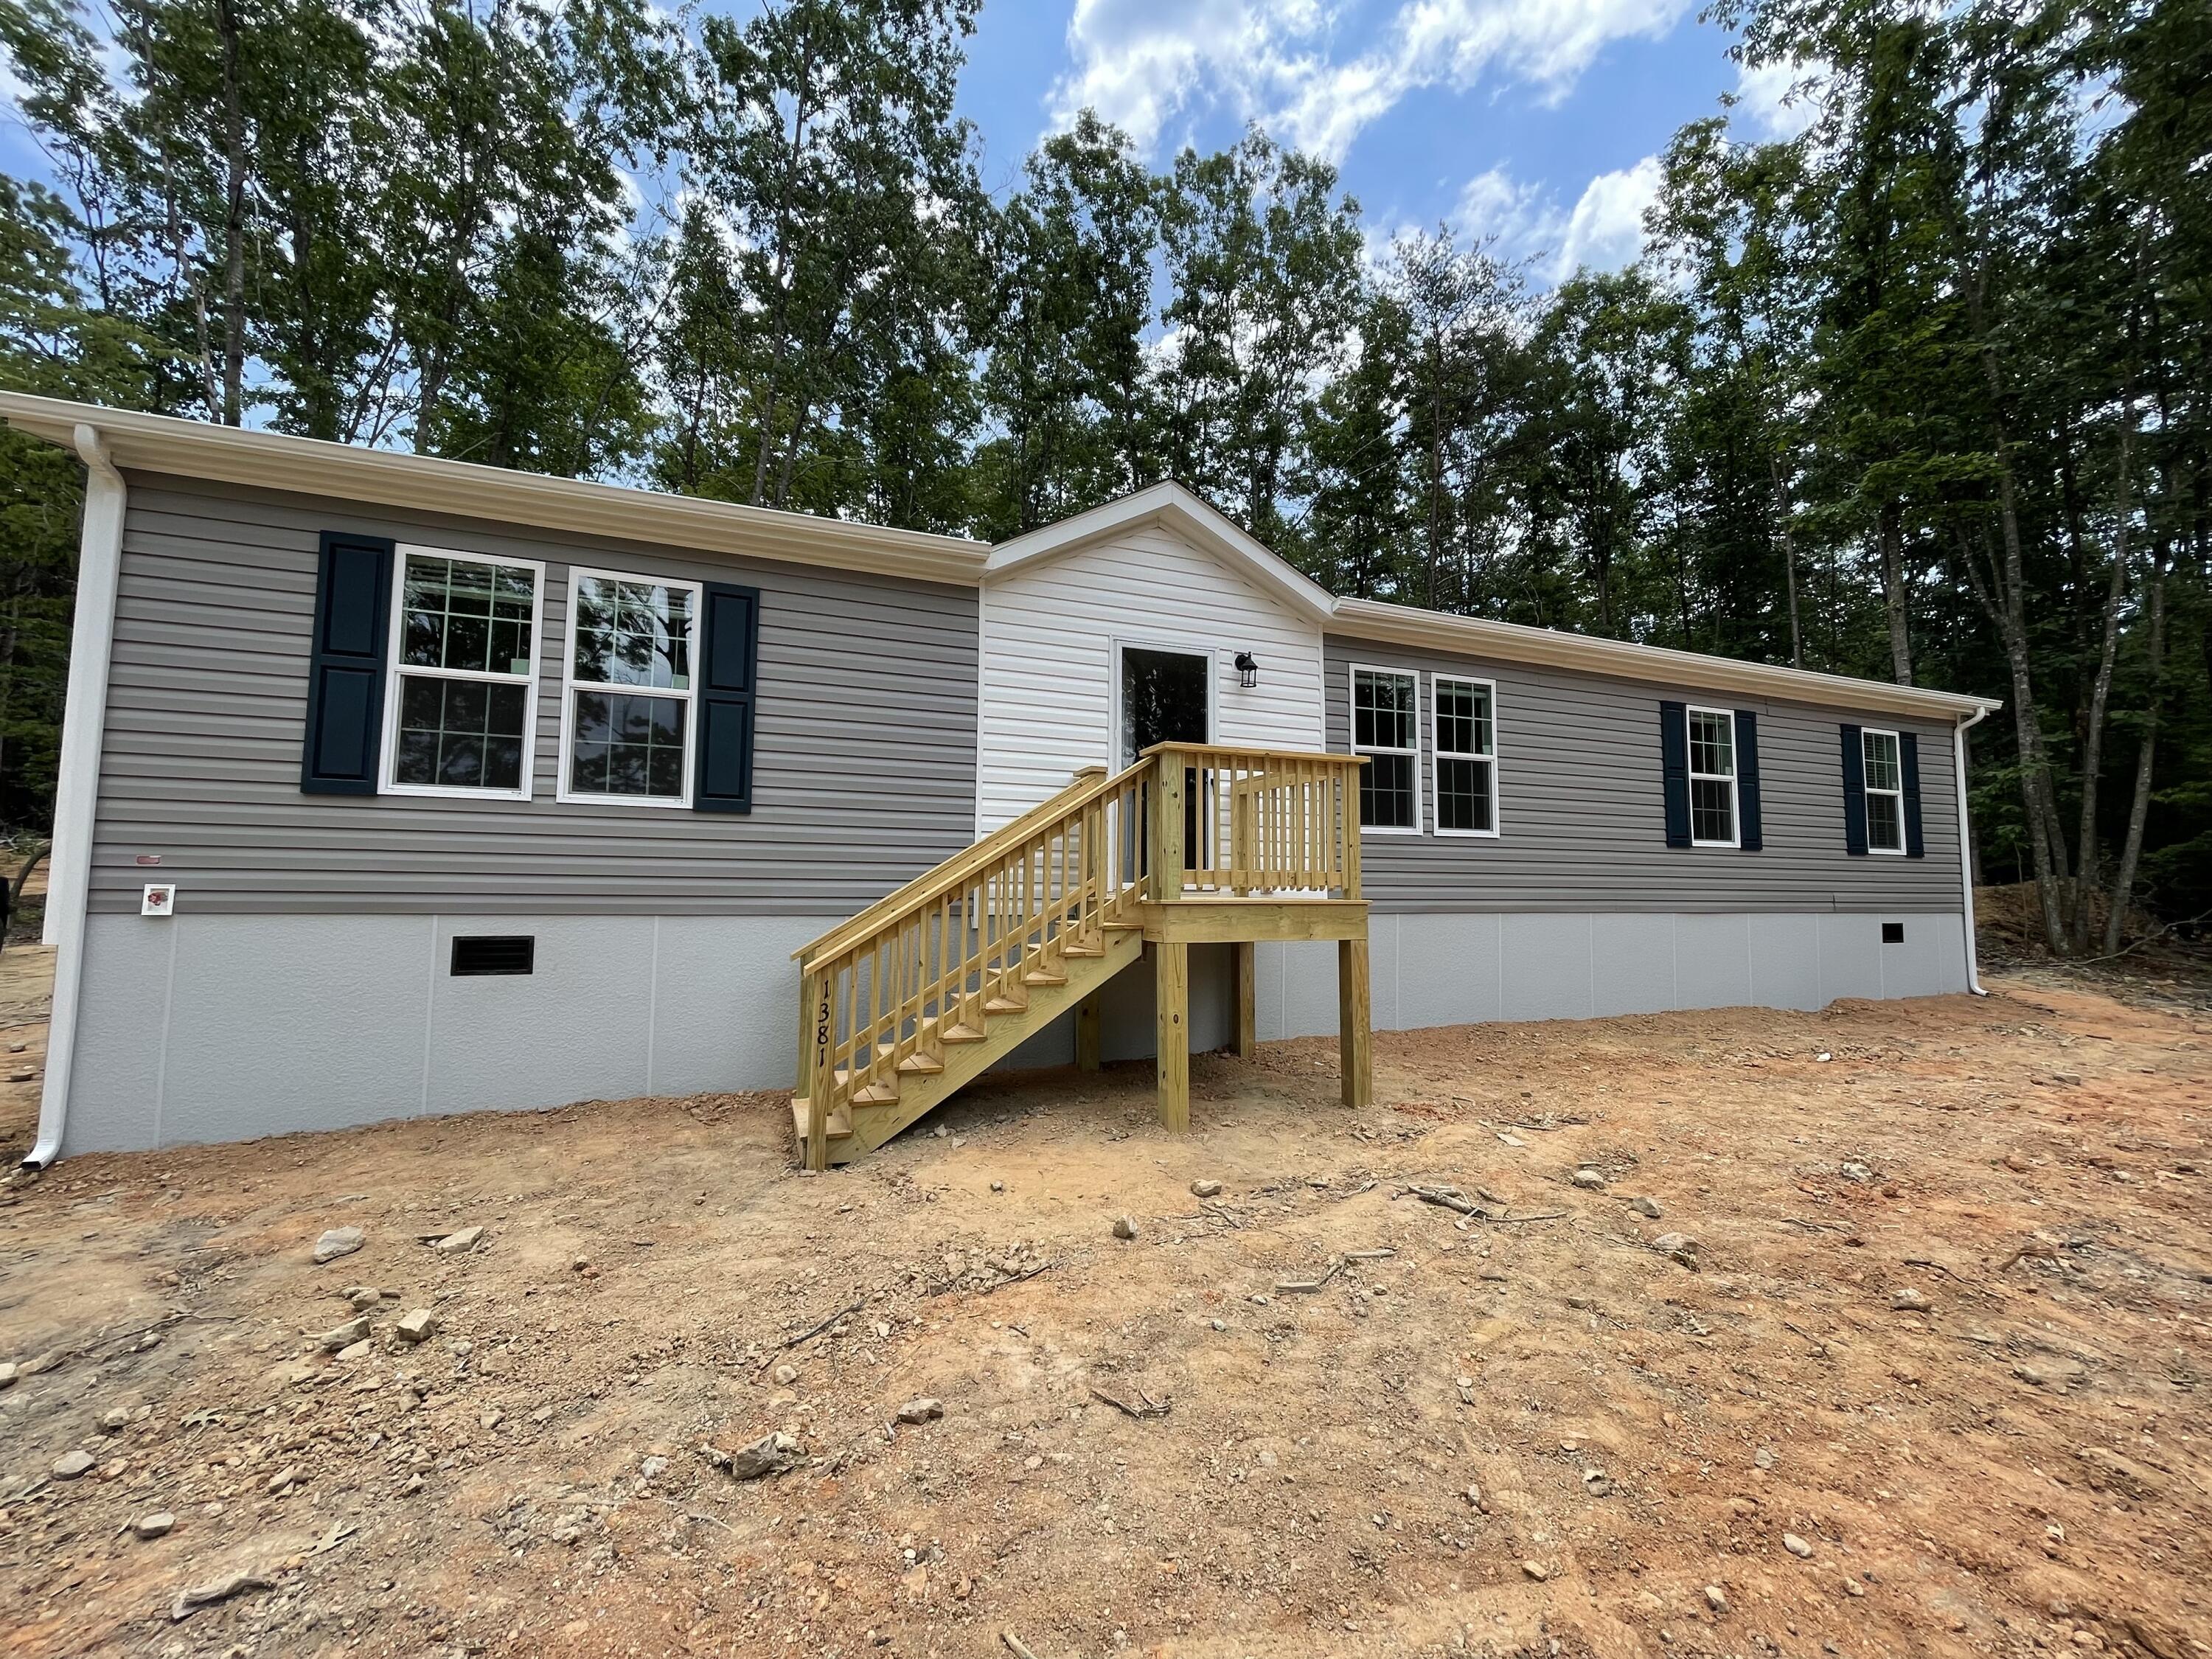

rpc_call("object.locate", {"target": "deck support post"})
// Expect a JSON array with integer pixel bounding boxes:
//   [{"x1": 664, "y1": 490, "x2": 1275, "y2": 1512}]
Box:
[
  {"x1": 1155, "y1": 940, "x2": 1189, "y2": 1131},
  {"x1": 801, "y1": 966, "x2": 832, "y2": 1172},
  {"x1": 1232, "y1": 940, "x2": 1257, "y2": 1060},
  {"x1": 1075, "y1": 988, "x2": 1103, "y2": 1072},
  {"x1": 1337, "y1": 936, "x2": 1371, "y2": 1111}
]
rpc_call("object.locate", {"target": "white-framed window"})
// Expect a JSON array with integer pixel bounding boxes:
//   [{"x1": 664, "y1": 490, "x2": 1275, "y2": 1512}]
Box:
[
  {"x1": 1862, "y1": 727, "x2": 1905, "y2": 854},
  {"x1": 557, "y1": 568, "x2": 701, "y2": 806},
  {"x1": 1351, "y1": 664, "x2": 1420, "y2": 832},
  {"x1": 1433, "y1": 675, "x2": 1498, "y2": 836},
  {"x1": 1687, "y1": 705, "x2": 1739, "y2": 847},
  {"x1": 380, "y1": 545, "x2": 544, "y2": 799}
]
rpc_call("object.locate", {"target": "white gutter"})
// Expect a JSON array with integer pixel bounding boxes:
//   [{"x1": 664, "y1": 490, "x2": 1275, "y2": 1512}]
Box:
[
  {"x1": 1954, "y1": 706, "x2": 1990, "y2": 996},
  {"x1": 25, "y1": 423, "x2": 127, "y2": 1166}
]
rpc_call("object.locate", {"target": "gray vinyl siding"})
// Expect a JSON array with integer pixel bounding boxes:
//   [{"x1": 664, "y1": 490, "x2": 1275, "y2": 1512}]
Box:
[
  {"x1": 1324, "y1": 635, "x2": 1965, "y2": 914},
  {"x1": 88, "y1": 476, "x2": 980, "y2": 916}
]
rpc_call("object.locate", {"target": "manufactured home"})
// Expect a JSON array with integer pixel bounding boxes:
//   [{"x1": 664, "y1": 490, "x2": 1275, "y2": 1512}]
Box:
[{"x1": 2, "y1": 392, "x2": 1998, "y2": 1169}]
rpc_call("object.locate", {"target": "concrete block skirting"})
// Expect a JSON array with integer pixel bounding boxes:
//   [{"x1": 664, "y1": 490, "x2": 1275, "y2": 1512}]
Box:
[{"x1": 62, "y1": 908, "x2": 1967, "y2": 1155}]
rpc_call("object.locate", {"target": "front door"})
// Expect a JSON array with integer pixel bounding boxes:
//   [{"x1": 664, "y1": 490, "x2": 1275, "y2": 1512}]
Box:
[
  {"x1": 1121, "y1": 646, "x2": 1208, "y2": 873},
  {"x1": 1120, "y1": 645, "x2": 1209, "y2": 765}
]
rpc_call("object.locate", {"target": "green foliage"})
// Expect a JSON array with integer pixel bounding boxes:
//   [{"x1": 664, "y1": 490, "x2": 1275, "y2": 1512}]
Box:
[{"x1": 0, "y1": 0, "x2": 2202, "y2": 936}]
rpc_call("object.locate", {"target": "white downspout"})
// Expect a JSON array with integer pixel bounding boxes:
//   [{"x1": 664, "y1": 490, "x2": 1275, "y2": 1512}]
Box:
[
  {"x1": 1954, "y1": 705, "x2": 1989, "y2": 997},
  {"x1": 24, "y1": 423, "x2": 127, "y2": 1167}
]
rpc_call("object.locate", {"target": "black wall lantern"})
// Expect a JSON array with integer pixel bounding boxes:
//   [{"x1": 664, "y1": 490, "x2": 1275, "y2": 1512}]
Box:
[{"x1": 1234, "y1": 651, "x2": 1259, "y2": 689}]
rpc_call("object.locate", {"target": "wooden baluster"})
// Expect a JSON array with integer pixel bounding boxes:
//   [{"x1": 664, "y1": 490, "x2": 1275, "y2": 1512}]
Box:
[{"x1": 1151, "y1": 748, "x2": 1185, "y2": 902}]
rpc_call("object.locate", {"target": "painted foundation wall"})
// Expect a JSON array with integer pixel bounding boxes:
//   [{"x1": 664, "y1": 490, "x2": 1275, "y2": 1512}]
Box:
[{"x1": 63, "y1": 908, "x2": 1966, "y2": 1155}]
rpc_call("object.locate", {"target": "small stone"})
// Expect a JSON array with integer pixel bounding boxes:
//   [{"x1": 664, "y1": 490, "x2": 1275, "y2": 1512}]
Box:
[
  {"x1": 98, "y1": 1406, "x2": 131, "y2": 1433},
  {"x1": 1464, "y1": 1483, "x2": 1482, "y2": 1507},
  {"x1": 1191, "y1": 1179, "x2": 1223, "y2": 1198},
  {"x1": 1522, "y1": 1560, "x2": 1549, "y2": 1582},
  {"x1": 773, "y1": 1363, "x2": 799, "y2": 1386},
  {"x1": 1784, "y1": 1532, "x2": 1814, "y2": 1558},
  {"x1": 1705, "y1": 1585, "x2": 1729, "y2": 1614},
  {"x1": 1753, "y1": 1447, "x2": 1775, "y2": 1470},
  {"x1": 481, "y1": 1408, "x2": 503, "y2": 1430},
  {"x1": 1582, "y1": 1469, "x2": 1613, "y2": 1496},
  {"x1": 400, "y1": 1472, "x2": 425, "y2": 1495},
  {"x1": 641, "y1": 1455, "x2": 668, "y2": 1480},
  {"x1": 395, "y1": 1309, "x2": 439, "y2": 1344},
  {"x1": 990, "y1": 1180, "x2": 1004, "y2": 1193},
  {"x1": 1567, "y1": 1294, "x2": 1595, "y2": 1310},
  {"x1": 320, "y1": 1315, "x2": 371, "y2": 1352},
  {"x1": 1840, "y1": 1161, "x2": 1874, "y2": 1183},
  {"x1": 434, "y1": 1225, "x2": 485, "y2": 1253},
  {"x1": 2003, "y1": 1152, "x2": 2030, "y2": 1172},
  {"x1": 336, "y1": 1340, "x2": 373, "y2": 1363},
  {"x1": 133, "y1": 1512, "x2": 175, "y2": 1540},
  {"x1": 1652, "y1": 1232, "x2": 1700, "y2": 1267},
  {"x1": 1889, "y1": 1288, "x2": 1932, "y2": 1313},
  {"x1": 265, "y1": 1464, "x2": 298, "y2": 1495},
  {"x1": 52, "y1": 1449, "x2": 94, "y2": 1480},
  {"x1": 1112, "y1": 1214, "x2": 1136, "y2": 1240},
  {"x1": 0, "y1": 1362, "x2": 15, "y2": 1389},
  {"x1": 2051, "y1": 1071, "x2": 2081, "y2": 1087},
  {"x1": 171, "y1": 1569, "x2": 271, "y2": 1621},
  {"x1": 895, "y1": 1397, "x2": 944, "y2": 1425},
  {"x1": 1208, "y1": 1318, "x2": 1226, "y2": 1332},
  {"x1": 726, "y1": 1431, "x2": 802, "y2": 1481},
  {"x1": 347, "y1": 1287, "x2": 382, "y2": 1311},
  {"x1": 313, "y1": 1227, "x2": 364, "y2": 1265},
  {"x1": 1571, "y1": 1168, "x2": 1607, "y2": 1191},
  {"x1": 1630, "y1": 1195, "x2": 1663, "y2": 1219}
]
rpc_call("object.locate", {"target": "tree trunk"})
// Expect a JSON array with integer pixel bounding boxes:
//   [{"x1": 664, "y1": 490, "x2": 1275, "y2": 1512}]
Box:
[
  {"x1": 2104, "y1": 542, "x2": 2167, "y2": 957},
  {"x1": 1877, "y1": 500, "x2": 1913, "y2": 685},
  {"x1": 2071, "y1": 402, "x2": 2135, "y2": 951},
  {"x1": 214, "y1": 0, "x2": 248, "y2": 427},
  {"x1": 1771, "y1": 452, "x2": 1803, "y2": 669}
]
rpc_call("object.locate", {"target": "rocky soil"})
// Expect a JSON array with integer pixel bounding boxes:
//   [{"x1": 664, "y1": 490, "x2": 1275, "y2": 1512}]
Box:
[{"x1": 0, "y1": 971, "x2": 2208, "y2": 1659}]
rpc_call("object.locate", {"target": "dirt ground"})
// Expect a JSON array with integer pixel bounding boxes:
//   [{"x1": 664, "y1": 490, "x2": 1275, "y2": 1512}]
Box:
[{"x1": 1, "y1": 961, "x2": 2208, "y2": 1659}]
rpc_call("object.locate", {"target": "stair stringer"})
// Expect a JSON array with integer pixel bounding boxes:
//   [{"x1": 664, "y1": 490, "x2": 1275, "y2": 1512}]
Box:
[{"x1": 837, "y1": 926, "x2": 1146, "y2": 1158}]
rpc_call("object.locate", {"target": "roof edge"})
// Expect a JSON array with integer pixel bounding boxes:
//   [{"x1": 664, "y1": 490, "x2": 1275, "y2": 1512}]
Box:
[
  {"x1": 1330, "y1": 598, "x2": 2002, "y2": 722},
  {"x1": 0, "y1": 393, "x2": 990, "y2": 586}
]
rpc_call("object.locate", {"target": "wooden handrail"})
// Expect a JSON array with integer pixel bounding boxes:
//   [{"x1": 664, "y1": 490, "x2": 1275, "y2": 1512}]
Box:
[{"x1": 793, "y1": 762, "x2": 1132, "y2": 967}]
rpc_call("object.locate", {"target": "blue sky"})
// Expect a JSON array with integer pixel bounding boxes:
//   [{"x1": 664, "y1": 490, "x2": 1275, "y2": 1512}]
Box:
[{"x1": 956, "y1": 0, "x2": 1803, "y2": 282}]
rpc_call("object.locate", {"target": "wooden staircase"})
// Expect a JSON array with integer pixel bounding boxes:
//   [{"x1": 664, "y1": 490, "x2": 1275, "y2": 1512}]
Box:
[{"x1": 790, "y1": 745, "x2": 1371, "y2": 1167}]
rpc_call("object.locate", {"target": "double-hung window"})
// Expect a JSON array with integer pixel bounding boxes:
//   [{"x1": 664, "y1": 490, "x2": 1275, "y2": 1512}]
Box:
[
  {"x1": 1433, "y1": 675, "x2": 1498, "y2": 835},
  {"x1": 559, "y1": 570, "x2": 700, "y2": 804},
  {"x1": 1352, "y1": 666, "x2": 1419, "y2": 832},
  {"x1": 1687, "y1": 705, "x2": 1739, "y2": 846},
  {"x1": 1861, "y1": 728, "x2": 1905, "y2": 853},
  {"x1": 383, "y1": 547, "x2": 543, "y2": 798}
]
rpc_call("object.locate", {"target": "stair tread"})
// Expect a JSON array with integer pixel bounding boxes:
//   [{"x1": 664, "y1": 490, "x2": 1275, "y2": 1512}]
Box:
[
  {"x1": 788, "y1": 1098, "x2": 855, "y2": 1140},
  {"x1": 982, "y1": 996, "x2": 1027, "y2": 1014},
  {"x1": 896, "y1": 1054, "x2": 944, "y2": 1075},
  {"x1": 1022, "y1": 970, "x2": 1068, "y2": 987},
  {"x1": 940, "y1": 1024, "x2": 989, "y2": 1043}
]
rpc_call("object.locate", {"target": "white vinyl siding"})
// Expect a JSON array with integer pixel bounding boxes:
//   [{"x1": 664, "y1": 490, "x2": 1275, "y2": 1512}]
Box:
[{"x1": 975, "y1": 520, "x2": 1325, "y2": 832}]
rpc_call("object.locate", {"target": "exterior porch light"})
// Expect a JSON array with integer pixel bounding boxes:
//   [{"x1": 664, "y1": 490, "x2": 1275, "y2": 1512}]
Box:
[{"x1": 1234, "y1": 652, "x2": 1259, "y2": 689}]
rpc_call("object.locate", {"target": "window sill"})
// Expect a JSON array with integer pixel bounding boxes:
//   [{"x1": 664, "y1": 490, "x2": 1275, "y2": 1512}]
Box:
[
  {"x1": 382, "y1": 782, "x2": 532, "y2": 802},
  {"x1": 555, "y1": 790, "x2": 692, "y2": 810}
]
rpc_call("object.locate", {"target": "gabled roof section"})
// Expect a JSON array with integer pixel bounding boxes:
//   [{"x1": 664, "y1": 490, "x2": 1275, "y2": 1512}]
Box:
[
  {"x1": 0, "y1": 392, "x2": 989, "y2": 587},
  {"x1": 984, "y1": 481, "x2": 1339, "y2": 625}
]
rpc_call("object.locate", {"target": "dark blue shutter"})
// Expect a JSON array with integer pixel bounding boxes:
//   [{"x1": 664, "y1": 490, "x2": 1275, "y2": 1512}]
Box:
[
  {"x1": 300, "y1": 532, "x2": 394, "y2": 794},
  {"x1": 1840, "y1": 723, "x2": 1868, "y2": 855},
  {"x1": 1901, "y1": 731, "x2": 1925, "y2": 858},
  {"x1": 1660, "y1": 700, "x2": 1690, "y2": 848},
  {"x1": 694, "y1": 582, "x2": 759, "y2": 813},
  {"x1": 1734, "y1": 709, "x2": 1762, "y2": 851}
]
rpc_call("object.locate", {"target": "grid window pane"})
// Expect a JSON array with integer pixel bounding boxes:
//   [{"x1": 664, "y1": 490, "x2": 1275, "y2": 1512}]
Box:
[
  {"x1": 571, "y1": 691, "x2": 688, "y2": 799},
  {"x1": 1867, "y1": 790, "x2": 1903, "y2": 852},
  {"x1": 394, "y1": 677, "x2": 527, "y2": 790},
  {"x1": 1354, "y1": 669, "x2": 1416, "y2": 752},
  {"x1": 1691, "y1": 776, "x2": 1735, "y2": 845},
  {"x1": 1438, "y1": 756, "x2": 1494, "y2": 832},
  {"x1": 1863, "y1": 731, "x2": 1901, "y2": 793},
  {"x1": 400, "y1": 554, "x2": 537, "y2": 674},
  {"x1": 1436, "y1": 681, "x2": 1492, "y2": 758},
  {"x1": 1688, "y1": 710, "x2": 1734, "y2": 779},
  {"x1": 572, "y1": 577, "x2": 694, "y2": 689},
  {"x1": 1361, "y1": 751, "x2": 1416, "y2": 829}
]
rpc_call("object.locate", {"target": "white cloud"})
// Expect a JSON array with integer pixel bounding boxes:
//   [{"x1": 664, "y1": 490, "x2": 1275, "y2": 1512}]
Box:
[
  {"x1": 1053, "y1": 0, "x2": 1694, "y2": 160},
  {"x1": 1447, "y1": 153, "x2": 1658, "y2": 282},
  {"x1": 1730, "y1": 57, "x2": 1820, "y2": 139},
  {"x1": 1555, "y1": 153, "x2": 1661, "y2": 275}
]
